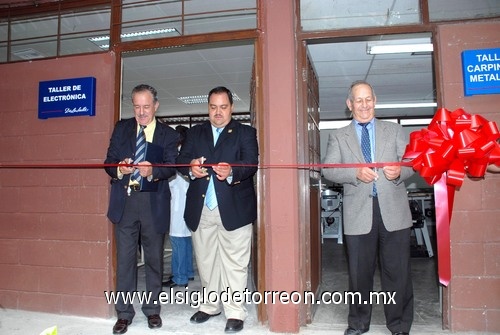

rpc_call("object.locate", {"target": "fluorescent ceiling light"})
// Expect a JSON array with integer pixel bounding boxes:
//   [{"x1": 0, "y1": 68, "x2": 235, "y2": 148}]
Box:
[
  {"x1": 89, "y1": 28, "x2": 179, "y2": 48},
  {"x1": 89, "y1": 28, "x2": 178, "y2": 42},
  {"x1": 12, "y1": 48, "x2": 45, "y2": 60},
  {"x1": 88, "y1": 36, "x2": 110, "y2": 42},
  {"x1": 178, "y1": 95, "x2": 208, "y2": 105},
  {"x1": 319, "y1": 120, "x2": 351, "y2": 130},
  {"x1": 400, "y1": 118, "x2": 433, "y2": 126},
  {"x1": 319, "y1": 119, "x2": 399, "y2": 130},
  {"x1": 376, "y1": 102, "x2": 437, "y2": 109},
  {"x1": 122, "y1": 28, "x2": 178, "y2": 39},
  {"x1": 178, "y1": 94, "x2": 241, "y2": 105},
  {"x1": 367, "y1": 42, "x2": 433, "y2": 55}
]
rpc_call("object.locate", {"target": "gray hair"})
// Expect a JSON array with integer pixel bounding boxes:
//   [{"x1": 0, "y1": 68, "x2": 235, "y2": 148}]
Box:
[
  {"x1": 347, "y1": 80, "x2": 375, "y2": 101},
  {"x1": 131, "y1": 84, "x2": 158, "y2": 102}
]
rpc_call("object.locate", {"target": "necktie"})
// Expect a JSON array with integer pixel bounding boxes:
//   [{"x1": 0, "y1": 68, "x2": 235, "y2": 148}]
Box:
[
  {"x1": 360, "y1": 123, "x2": 371, "y2": 164},
  {"x1": 205, "y1": 128, "x2": 222, "y2": 210},
  {"x1": 132, "y1": 125, "x2": 146, "y2": 182},
  {"x1": 360, "y1": 123, "x2": 377, "y2": 196}
]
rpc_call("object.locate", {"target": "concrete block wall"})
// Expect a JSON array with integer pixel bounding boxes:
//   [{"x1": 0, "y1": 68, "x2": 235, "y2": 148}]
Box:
[
  {"x1": 0, "y1": 53, "x2": 116, "y2": 318},
  {"x1": 438, "y1": 20, "x2": 500, "y2": 333}
]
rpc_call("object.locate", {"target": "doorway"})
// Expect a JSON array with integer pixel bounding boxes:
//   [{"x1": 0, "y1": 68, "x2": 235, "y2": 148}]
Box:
[
  {"x1": 305, "y1": 33, "x2": 442, "y2": 328},
  {"x1": 119, "y1": 41, "x2": 261, "y2": 326}
]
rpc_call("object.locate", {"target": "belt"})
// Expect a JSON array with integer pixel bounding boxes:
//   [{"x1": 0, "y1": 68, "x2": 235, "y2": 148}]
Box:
[
  {"x1": 129, "y1": 184, "x2": 140, "y2": 191},
  {"x1": 127, "y1": 184, "x2": 141, "y2": 196}
]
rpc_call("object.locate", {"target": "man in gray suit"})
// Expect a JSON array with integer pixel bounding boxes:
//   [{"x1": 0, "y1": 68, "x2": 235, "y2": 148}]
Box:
[{"x1": 323, "y1": 80, "x2": 414, "y2": 335}]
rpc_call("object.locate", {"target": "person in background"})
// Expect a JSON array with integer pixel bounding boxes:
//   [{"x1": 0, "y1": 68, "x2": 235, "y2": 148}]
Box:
[
  {"x1": 322, "y1": 80, "x2": 414, "y2": 335},
  {"x1": 176, "y1": 86, "x2": 259, "y2": 333},
  {"x1": 163, "y1": 125, "x2": 195, "y2": 288},
  {"x1": 104, "y1": 84, "x2": 179, "y2": 334}
]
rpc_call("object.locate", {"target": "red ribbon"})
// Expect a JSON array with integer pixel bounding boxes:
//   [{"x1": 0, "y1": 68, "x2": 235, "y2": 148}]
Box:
[
  {"x1": 403, "y1": 108, "x2": 500, "y2": 286},
  {"x1": 2, "y1": 109, "x2": 499, "y2": 286},
  {"x1": 0, "y1": 162, "x2": 413, "y2": 170}
]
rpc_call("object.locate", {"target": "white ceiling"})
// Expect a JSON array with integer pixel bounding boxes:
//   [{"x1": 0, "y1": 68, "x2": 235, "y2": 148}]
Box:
[
  {"x1": 121, "y1": 42, "x2": 256, "y2": 119},
  {"x1": 121, "y1": 33, "x2": 436, "y2": 121},
  {"x1": 307, "y1": 34, "x2": 435, "y2": 120}
]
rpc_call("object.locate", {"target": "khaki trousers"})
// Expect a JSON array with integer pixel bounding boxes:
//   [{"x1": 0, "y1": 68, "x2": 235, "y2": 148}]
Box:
[{"x1": 192, "y1": 205, "x2": 253, "y2": 320}]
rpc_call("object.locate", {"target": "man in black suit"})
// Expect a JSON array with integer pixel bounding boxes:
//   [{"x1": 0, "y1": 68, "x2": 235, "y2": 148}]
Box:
[
  {"x1": 176, "y1": 86, "x2": 259, "y2": 333},
  {"x1": 104, "y1": 84, "x2": 179, "y2": 334}
]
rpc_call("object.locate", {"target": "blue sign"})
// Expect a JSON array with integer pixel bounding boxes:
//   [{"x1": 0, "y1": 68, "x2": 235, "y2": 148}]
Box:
[
  {"x1": 462, "y1": 48, "x2": 500, "y2": 96},
  {"x1": 38, "y1": 77, "x2": 96, "y2": 119}
]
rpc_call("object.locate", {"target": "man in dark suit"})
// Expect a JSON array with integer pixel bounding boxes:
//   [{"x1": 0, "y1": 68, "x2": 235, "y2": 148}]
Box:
[
  {"x1": 104, "y1": 84, "x2": 179, "y2": 334},
  {"x1": 176, "y1": 86, "x2": 258, "y2": 333},
  {"x1": 322, "y1": 80, "x2": 414, "y2": 335}
]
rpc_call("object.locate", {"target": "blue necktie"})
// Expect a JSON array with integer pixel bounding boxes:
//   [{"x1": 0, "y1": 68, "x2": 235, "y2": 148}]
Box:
[
  {"x1": 205, "y1": 128, "x2": 222, "y2": 210},
  {"x1": 360, "y1": 123, "x2": 377, "y2": 196},
  {"x1": 132, "y1": 125, "x2": 146, "y2": 182}
]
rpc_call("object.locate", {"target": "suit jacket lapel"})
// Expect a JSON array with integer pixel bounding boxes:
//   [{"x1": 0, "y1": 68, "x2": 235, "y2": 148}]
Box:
[
  {"x1": 151, "y1": 119, "x2": 165, "y2": 145},
  {"x1": 201, "y1": 122, "x2": 215, "y2": 153},
  {"x1": 345, "y1": 122, "x2": 364, "y2": 163},
  {"x1": 374, "y1": 119, "x2": 386, "y2": 162},
  {"x1": 214, "y1": 119, "x2": 234, "y2": 150},
  {"x1": 128, "y1": 119, "x2": 138, "y2": 153}
]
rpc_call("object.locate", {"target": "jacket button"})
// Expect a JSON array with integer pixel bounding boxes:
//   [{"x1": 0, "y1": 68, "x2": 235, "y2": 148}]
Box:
[
  {"x1": 202, "y1": 194, "x2": 205, "y2": 198},
  {"x1": 206, "y1": 176, "x2": 210, "y2": 180}
]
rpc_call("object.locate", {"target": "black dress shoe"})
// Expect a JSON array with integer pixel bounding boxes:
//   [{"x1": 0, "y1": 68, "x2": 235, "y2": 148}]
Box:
[
  {"x1": 225, "y1": 319, "x2": 244, "y2": 333},
  {"x1": 147, "y1": 314, "x2": 162, "y2": 329},
  {"x1": 392, "y1": 332, "x2": 409, "y2": 335},
  {"x1": 112, "y1": 319, "x2": 131, "y2": 334},
  {"x1": 190, "y1": 311, "x2": 221, "y2": 323},
  {"x1": 162, "y1": 279, "x2": 188, "y2": 288},
  {"x1": 344, "y1": 327, "x2": 369, "y2": 335}
]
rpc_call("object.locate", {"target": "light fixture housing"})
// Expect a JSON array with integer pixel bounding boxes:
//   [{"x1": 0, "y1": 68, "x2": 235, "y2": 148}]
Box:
[
  {"x1": 88, "y1": 28, "x2": 180, "y2": 49},
  {"x1": 367, "y1": 38, "x2": 433, "y2": 55},
  {"x1": 375, "y1": 102, "x2": 437, "y2": 109},
  {"x1": 178, "y1": 94, "x2": 241, "y2": 105}
]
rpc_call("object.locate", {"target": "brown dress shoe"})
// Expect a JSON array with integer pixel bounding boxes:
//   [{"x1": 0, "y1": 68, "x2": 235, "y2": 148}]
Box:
[
  {"x1": 147, "y1": 314, "x2": 162, "y2": 328},
  {"x1": 112, "y1": 319, "x2": 131, "y2": 334}
]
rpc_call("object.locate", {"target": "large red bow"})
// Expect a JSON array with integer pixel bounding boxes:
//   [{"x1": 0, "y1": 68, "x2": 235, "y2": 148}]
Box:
[{"x1": 403, "y1": 108, "x2": 500, "y2": 286}]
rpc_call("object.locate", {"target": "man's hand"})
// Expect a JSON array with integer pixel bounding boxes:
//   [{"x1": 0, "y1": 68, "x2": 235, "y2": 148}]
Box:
[
  {"x1": 119, "y1": 158, "x2": 134, "y2": 175},
  {"x1": 136, "y1": 161, "x2": 153, "y2": 178},
  {"x1": 213, "y1": 162, "x2": 232, "y2": 181},
  {"x1": 356, "y1": 167, "x2": 378, "y2": 183},
  {"x1": 190, "y1": 157, "x2": 209, "y2": 178},
  {"x1": 382, "y1": 165, "x2": 401, "y2": 181}
]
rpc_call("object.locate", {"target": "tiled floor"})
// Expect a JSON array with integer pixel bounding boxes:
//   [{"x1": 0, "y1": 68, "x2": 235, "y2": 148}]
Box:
[{"x1": 0, "y1": 236, "x2": 489, "y2": 335}]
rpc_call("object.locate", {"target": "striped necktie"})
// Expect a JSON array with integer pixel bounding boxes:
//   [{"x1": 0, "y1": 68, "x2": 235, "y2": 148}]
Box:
[
  {"x1": 131, "y1": 125, "x2": 146, "y2": 182},
  {"x1": 360, "y1": 123, "x2": 371, "y2": 164},
  {"x1": 205, "y1": 128, "x2": 222, "y2": 210},
  {"x1": 360, "y1": 122, "x2": 377, "y2": 196}
]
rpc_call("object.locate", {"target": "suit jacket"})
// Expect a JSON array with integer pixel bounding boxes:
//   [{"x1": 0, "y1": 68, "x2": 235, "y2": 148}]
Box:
[
  {"x1": 322, "y1": 119, "x2": 414, "y2": 235},
  {"x1": 176, "y1": 119, "x2": 259, "y2": 232},
  {"x1": 104, "y1": 118, "x2": 179, "y2": 234}
]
